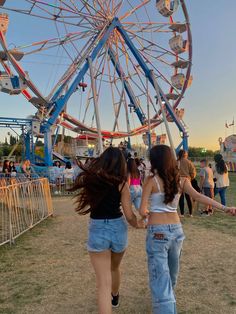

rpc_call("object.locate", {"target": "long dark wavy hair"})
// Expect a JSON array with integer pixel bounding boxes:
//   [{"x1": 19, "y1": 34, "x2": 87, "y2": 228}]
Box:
[
  {"x1": 177, "y1": 149, "x2": 186, "y2": 161},
  {"x1": 150, "y1": 145, "x2": 180, "y2": 204},
  {"x1": 127, "y1": 158, "x2": 140, "y2": 179},
  {"x1": 73, "y1": 147, "x2": 127, "y2": 215},
  {"x1": 214, "y1": 154, "x2": 227, "y2": 174}
]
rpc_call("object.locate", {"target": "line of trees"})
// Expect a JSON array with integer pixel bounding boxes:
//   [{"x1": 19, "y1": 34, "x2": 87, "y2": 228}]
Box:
[{"x1": 188, "y1": 147, "x2": 219, "y2": 158}]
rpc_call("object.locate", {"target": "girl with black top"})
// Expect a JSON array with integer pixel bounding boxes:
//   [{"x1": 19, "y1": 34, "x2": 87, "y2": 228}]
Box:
[{"x1": 73, "y1": 147, "x2": 143, "y2": 314}]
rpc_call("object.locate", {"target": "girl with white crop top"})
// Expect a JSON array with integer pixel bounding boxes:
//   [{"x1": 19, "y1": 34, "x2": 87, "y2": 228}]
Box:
[{"x1": 139, "y1": 145, "x2": 236, "y2": 314}]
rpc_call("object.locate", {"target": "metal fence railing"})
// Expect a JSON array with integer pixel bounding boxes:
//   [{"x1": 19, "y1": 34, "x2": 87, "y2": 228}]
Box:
[{"x1": 0, "y1": 178, "x2": 53, "y2": 246}]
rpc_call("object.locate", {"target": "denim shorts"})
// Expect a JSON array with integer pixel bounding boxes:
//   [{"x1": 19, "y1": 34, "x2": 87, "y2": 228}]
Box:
[
  {"x1": 203, "y1": 187, "x2": 214, "y2": 198},
  {"x1": 146, "y1": 224, "x2": 185, "y2": 314},
  {"x1": 87, "y1": 216, "x2": 128, "y2": 253}
]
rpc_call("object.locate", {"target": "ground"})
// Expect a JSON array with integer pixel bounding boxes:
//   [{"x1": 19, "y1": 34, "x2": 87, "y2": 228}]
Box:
[{"x1": 0, "y1": 176, "x2": 236, "y2": 314}]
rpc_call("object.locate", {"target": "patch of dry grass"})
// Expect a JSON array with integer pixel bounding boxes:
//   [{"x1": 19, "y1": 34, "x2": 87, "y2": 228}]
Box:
[{"x1": 0, "y1": 177, "x2": 236, "y2": 314}]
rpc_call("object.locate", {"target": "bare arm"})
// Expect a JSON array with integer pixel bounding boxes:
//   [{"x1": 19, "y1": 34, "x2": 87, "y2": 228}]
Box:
[
  {"x1": 139, "y1": 177, "x2": 153, "y2": 218},
  {"x1": 121, "y1": 183, "x2": 138, "y2": 228},
  {"x1": 182, "y1": 179, "x2": 236, "y2": 215}
]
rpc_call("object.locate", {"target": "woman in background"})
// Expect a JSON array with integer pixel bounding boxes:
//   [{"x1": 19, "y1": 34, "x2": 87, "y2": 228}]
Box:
[
  {"x1": 2, "y1": 160, "x2": 10, "y2": 176},
  {"x1": 127, "y1": 157, "x2": 142, "y2": 212},
  {"x1": 63, "y1": 161, "x2": 74, "y2": 190},
  {"x1": 21, "y1": 160, "x2": 31, "y2": 178},
  {"x1": 53, "y1": 160, "x2": 63, "y2": 194},
  {"x1": 214, "y1": 154, "x2": 229, "y2": 205},
  {"x1": 177, "y1": 149, "x2": 196, "y2": 217},
  {"x1": 9, "y1": 161, "x2": 17, "y2": 177}
]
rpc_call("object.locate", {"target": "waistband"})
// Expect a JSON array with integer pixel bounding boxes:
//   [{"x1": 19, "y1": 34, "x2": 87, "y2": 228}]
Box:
[
  {"x1": 147, "y1": 223, "x2": 182, "y2": 232},
  {"x1": 90, "y1": 216, "x2": 125, "y2": 224}
]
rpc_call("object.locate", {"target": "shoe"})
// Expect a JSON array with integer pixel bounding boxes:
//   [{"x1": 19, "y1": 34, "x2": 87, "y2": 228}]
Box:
[
  {"x1": 201, "y1": 211, "x2": 209, "y2": 217},
  {"x1": 111, "y1": 293, "x2": 119, "y2": 308},
  {"x1": 180, "y1": 214, "x2": 184, "y2": 218},
  {"x1": 189, "y1": 214, "x2": 193, "y2": 218}
]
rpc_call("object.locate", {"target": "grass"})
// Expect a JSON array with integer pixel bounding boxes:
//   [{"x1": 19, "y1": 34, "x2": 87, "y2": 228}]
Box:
[{"x1": 0, "y1": 175, "x2": 236, "y2": 313}]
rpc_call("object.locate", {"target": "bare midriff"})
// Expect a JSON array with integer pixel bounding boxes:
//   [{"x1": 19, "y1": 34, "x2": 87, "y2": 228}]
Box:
[{"x1": 148, "y1": 212, "x2": 180, "y2": 225}]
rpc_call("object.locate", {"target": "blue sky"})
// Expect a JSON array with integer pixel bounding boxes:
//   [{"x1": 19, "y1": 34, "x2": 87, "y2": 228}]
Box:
[{"x1": 0, "y1": 1, "x2": 235, "y2": 150}]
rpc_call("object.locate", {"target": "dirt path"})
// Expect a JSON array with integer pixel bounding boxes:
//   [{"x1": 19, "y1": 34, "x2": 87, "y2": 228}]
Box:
[{"x1": 0, "y1": 198, "x2": 235, "y2": 314}]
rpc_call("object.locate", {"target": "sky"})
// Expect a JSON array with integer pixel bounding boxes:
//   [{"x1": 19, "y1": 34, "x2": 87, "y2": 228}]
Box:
[{"x1": 0, "y1": 1, "x2": 236, "y2": 151}]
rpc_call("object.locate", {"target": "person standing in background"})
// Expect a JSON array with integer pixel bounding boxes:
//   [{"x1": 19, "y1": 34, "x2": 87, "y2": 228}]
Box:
[
  {"x1": 53, "y1": 160, "x2": 63, "y2": 194},
  {"x1": 177, "y1": 150, "x2": 196, "y2": 217},
  {"x1": 2, "y1": 160, "x2": 10, "y2": 177},
  {"x1": 21, "y1": 160, "x2": 31, "y2": 178},
  {"x1": 64, "y1": 161, "x2": 75, "y2": 190},
  {"x1": 213, "y1": 154, "x2": 229, "y2": 206},
  {"x1": 127, "y1": 158, "x2": 142, "y2": 212},
  {"x1": 199, "y1": 159, "x2": 214, "y2": 215},
  {"x1": 9, "y1": 161, "x2": 17, "y2": 177}
]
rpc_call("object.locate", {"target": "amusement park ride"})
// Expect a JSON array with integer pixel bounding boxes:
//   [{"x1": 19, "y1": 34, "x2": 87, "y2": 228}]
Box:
[{"x1": 0, "y1": 0, "x2": 192, "y2": 166}]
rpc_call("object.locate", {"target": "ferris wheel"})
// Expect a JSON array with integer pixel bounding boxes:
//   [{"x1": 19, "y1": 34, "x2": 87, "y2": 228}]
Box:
[{"x1": 0, "y1": 0, "x2": 192, "y2": 165}]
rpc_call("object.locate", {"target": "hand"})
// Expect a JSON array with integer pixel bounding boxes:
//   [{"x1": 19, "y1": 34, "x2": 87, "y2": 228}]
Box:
[
  {"x1": 139, "y1": 208, "x2": 149, "y2": 218},
  {"x1": 225, "y1": 207, "x2": 236, "y2": 216},
  {"x1": 136, "y1": 219, "x2": 146, "y2": 229}
]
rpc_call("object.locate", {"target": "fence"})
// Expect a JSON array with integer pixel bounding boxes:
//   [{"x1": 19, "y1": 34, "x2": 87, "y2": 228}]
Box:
[{"x1": 0, "y1": 178, "x2": 53, "y2": 246}]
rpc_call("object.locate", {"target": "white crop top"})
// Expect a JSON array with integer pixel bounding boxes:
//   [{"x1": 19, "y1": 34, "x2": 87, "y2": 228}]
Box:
[{"x1": 150, "y1": 176, "x2": 180, "y2": 213}]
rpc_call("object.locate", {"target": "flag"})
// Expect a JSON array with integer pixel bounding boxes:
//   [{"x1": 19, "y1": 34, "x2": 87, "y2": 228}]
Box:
[
  {"x1": 225, "y1": 121, "x2": 229, "y2": 128},
  {"x1": 229, "y1": 118, "x2": 234, "y2": 127}
]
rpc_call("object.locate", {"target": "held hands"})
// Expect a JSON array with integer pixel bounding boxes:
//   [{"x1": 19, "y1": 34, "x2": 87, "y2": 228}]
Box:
[
  {"x1": 136, "y1": 219, "x2": 146, "y2": 229},
  {"x1": 224, "y1": 206, "x2": 236, "y2": 216}
]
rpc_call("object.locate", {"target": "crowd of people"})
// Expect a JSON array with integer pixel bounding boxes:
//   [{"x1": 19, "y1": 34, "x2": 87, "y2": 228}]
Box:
[
  {"x1": 52, "y1": 160, "x2": 76, "y2": 194},
  {"x1": 177, "y1": 150, "x2": 230, "y2": 217},
  {"x1": 73, "y1": 145, "x2": 236, "y2": 314},
  {"x1": 0, "y1": 159, "x2": 31, "y2": 178}
]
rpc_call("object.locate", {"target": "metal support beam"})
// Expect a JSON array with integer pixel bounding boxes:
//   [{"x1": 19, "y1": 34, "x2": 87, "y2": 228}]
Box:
[
  {"x1": 150, "y1": 70, "x2": 176, "y2": 158},
  {"x1": 44, "y1": 129, "x2": 53, "y2": 166},
  {"x1": 25, "y1": 132, "x2": 31, "y2": 161},
  {"x1": 116, "y1": 21, "x2": 187, "y2": 134},
  {"x1": 182, "y1": 133, "x2": 188, "y2": 151},
  {"x1": 45, "y1": 19, "x2": 119, "y2": 129},
  {"x1": 88, "y1": 57, "x2": 103, "y2": 155},
  {"x1": 108, "y1": 47, "x2": 145, "y2": 125},
  {"x1": 146, "y1": 77, "x2": 152, "y2": 151}
]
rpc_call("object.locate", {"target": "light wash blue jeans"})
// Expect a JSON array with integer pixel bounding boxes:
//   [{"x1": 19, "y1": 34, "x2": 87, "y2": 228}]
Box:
[
  {"x1": 130, "y1": 185, "x2": 142, "y2": 210},
  {"x1": 146, "y1": 224, "x2": 185, "y2": 314},
  {"x1": 214, "y1": 187, "x2": 227, "y2": 206}
]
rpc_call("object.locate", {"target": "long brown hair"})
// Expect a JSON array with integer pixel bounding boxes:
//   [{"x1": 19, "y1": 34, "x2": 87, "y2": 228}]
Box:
[
  {"x1": 127, "y1": 158, "x2": 140, "y2": 179},
  {"x1": 73, "y1": 147, "x2": 127, "y2": 215},
  {"x1": 150, "y1": 145, "x2": 180, "y2": 204}
]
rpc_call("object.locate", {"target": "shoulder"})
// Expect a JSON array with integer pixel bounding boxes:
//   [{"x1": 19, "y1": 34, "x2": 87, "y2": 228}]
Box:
[
  {"x1": 144, "y1": 175, "x2": 154, "y2": 184},
  {"x1": 119, "y1": 181, "x2": 128, "y2": 193},
  {"x1": 142, "y1": 176, "x2": 154, "y2": 189},
  {"x1": 187, "y1": 159, "x2": 195, "y2": 167}
]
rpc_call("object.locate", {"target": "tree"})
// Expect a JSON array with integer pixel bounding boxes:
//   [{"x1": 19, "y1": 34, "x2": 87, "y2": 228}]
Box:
[
  {"x1": 188, "y1": 147, "x2": 218, "y2": 158},
  {"x1": 10, "y1": 135, "x2": 17, "y2": 146}
]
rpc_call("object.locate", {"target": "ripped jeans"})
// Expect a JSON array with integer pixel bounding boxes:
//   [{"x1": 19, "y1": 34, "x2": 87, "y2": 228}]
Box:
[{"x1": 146, "y1": 224, "x2": 185, "y2": 314}]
